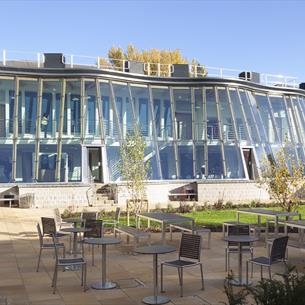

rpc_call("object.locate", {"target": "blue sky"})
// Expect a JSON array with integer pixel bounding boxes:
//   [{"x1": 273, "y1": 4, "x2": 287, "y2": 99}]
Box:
[{"x1": 1, "y1": 0, "x2": 305, "y2": 81}]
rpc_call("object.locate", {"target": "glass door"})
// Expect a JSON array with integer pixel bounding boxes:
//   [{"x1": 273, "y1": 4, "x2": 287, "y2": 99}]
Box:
[{"x1": 88, "y1": 147, "x2": 102, "y2": 182}]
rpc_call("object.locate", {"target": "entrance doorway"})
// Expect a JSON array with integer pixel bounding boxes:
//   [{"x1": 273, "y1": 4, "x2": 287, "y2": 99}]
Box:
[
  {"x1": 88, "y1": 147, "x2": 102, "y2": 182},
  {"x1": 242, "y1": 148, "x2": 257, "y2": 180}
]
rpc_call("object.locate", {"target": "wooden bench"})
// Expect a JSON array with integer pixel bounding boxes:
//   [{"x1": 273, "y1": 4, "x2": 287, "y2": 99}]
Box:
[
  {"x1": 114, "y1": 226, "x2": 151, "y2": 249},
  {"x1": 169, "y1": 223, "x2": 211, "y2": 249}
]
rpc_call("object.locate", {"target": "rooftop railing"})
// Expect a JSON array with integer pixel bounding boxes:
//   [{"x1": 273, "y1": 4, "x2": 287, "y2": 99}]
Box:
[{"x1": 0, "y1": 49, "x2": 300, "y2": 88}]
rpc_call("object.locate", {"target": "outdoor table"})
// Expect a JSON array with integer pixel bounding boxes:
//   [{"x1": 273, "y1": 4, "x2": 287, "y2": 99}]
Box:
[
  {"x1": 281, "y1": 220, "x2": 305, "y2": 248},
  {"x1": 60, "y1": 227, "x2": 91, "y2": 257},
  {"x1": 237, "y1": 209, "x2": 301, "y2": 241},
  {"x1": 224, "y1": 235, "x2": 258, "y2": 286},
  {"x1": 136, "y1": 212, "x2": 194, "y2": 244},
  {"x1": 83, "y1": 237, "x2": 121, "y2": 289},
  {"x1": 135, "y1": 245, "x2": 176, "y2": 305}
]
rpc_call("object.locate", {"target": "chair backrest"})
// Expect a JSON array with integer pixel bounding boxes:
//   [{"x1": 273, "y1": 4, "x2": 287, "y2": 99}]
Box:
[
  {"x1": 228, "y1": 224, "x2": 250, "y2": 246},
  {"x1": 81, "y1": 211, "x2": 98, "y2": 221},
  {"x1": 36, "y1": 223, "x2": 43, "y2": 246},
  {"x1": 53, "y1": 208, "x2": 62, "y2": 224},
  {"x1": 41, "y1": 217, "x2": 57, "y2": 235},
  {"x1": 115, "y1": 207, "x2": 121, "y2": 223},
  {"x1": 270, "y1": 236, "x2": 289, "y2": 262},
  {"x1": 84, "y1": 219, "x2": 103, "y2": 238},
  {"x1": 179, "y1": 233, "x2": 202, "y2": 261}
]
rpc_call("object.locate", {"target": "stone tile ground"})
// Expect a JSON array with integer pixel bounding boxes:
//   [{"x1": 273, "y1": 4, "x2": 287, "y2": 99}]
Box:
[{"x1": 0, "y1": 208, "x2": 304, "y2": 305}]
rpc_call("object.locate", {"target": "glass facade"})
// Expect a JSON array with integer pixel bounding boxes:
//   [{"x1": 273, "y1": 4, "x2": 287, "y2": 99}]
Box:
[{"x1": 0, "y1": 73, "x2": 304, "y2": 184}]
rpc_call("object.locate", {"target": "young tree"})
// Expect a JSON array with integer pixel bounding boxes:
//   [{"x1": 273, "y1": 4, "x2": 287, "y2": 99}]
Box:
[
  {"x1": 119, "y1": 125, "x2": 150, "y2": 223},
  {"x1": 259, "y1": 147, "x2": 305, "y2": 212}
]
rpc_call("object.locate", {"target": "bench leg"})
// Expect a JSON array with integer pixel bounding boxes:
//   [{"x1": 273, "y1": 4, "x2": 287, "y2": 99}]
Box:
[{"x1": 170, "y1": 225, "x2": 173, "y2": 241}]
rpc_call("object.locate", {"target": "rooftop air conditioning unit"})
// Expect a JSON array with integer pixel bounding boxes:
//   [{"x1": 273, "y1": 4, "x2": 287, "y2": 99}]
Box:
[
  {"x1": 239, "y1": 71, "x2": 260, "y2": 84},
  {"x1": 44, "y1": 53, "x2": 65, "y2": 68}
]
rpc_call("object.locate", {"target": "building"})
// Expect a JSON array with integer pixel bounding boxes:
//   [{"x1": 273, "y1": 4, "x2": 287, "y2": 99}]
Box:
[{"x1": 0, "y1": 51, "x2": 304, "y2": 208}]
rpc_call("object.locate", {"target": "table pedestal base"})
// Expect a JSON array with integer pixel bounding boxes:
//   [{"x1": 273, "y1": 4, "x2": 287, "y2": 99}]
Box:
[
  {"x1": 227, "y1": 278, "x2": 251, "y2": 286},
  {"x1": 143, "y1": 295, "x2": 171, "y2": 305},
  {"x1": 91, "y1": 281, "x2": 117, "y2": 290}
]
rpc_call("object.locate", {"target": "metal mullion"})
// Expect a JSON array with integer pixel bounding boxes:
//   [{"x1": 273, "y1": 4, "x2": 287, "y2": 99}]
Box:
[
  {"x1": 127, "y1": 84, "x2": 136, "y2": 124},
  {"x1": 11, "y1": 77, "x2": 19, "y2": 181},
  {"x1": 214, "y1": 87, "x2": 226, "y2": 178},
  {"x1": 266, "y1": 95, "x2": 280, "y2": 143},
  {"x1": 283, "y1": 96, "x2": 296, "y2": 144},
  {"x1": 148, "y1": 85, "x2": 162, "y2": 179},
  {"x1": 95, "y1": 79, "x2": 105, "y2": 142},
  {"x1": 80, "y1": 78, "x2": 85, "y2": 143},
  {"x1": 109, "y1": 80, "x2": 122, "y2": 143},
  {"x1": 191, "y1": 88, "x2": 196, "y2": 178},
  {"x1": 55, "y1": 79, "x2": 66, "y2": 182},
  {"x1": 292, "y1": 97, "x2": 305, "y2": 144},
  {"x1": 226, "y1": 87, "x2": 239, "y2": 142},
  {"x1": 203, "y1": 87, "x2": 208, "y2": 177},
  {"x1": 34, "y1": 78, "x2": 43, "y2": 181},
  {"x1": 236, "y1": 89, "x2": 253, "y2": 143},
  {"x1": 169, "y1": 87, "x2": 179, "y2": 178}
]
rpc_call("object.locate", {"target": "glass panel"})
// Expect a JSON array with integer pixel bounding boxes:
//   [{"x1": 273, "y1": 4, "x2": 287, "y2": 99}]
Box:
[
  {"x1": 41, "y1": 81, "x2": 61, "y2": 139},
  {"x1": 65, "y1": 81, "x2": 81, "y2": 137},
  {"x1": 194, "y1": 89, "x2": 205, "y2": 141},
  {"x1": 16, "y1": 144, "x2": 35, "y2": 182},
  {"x1": 85, "y1": 81, "x2": 98, "y2": 137},
  {"x1": 173, "y1": 89, "x2": 192, "y2": 140},
  {"x1": 62, "y1": 144, "x2": 81, "y2": 181},
  {"x1": 0, "y1": 144, "x2": 12, "y2": 182},
  {"x1": 178, "y1": 145, "x2": 193, "y2": 179},
  {"x1": 255, "y1": 94, "x2": 277, "y2": 143},
  {"x1": 19, "y1": 80, "x2": 38, "y2": 136},
  {"x1": 224, "y1": 145, "x2": 245, "y2": 178},
  {"x1": 100, "y1": 82, "x2": 112, "y2": 138},
  {"x1": 38, "y1": 144, "x2": 57, "y2": 182},
  {"x1": 286, "y1": 96, "x2": 300, "y2": 143},
  {"x1": 206, "y1": 88, "x2": 220, "y2": 141},
  {"x1": 269, "y1": 96, "x2": 291, "y2": 142},
  {"x1": 153, "y1": 99, "x2": 161, "y2": 137},
  {"x1": 145, "y1": 142, "x2": 159, "y2": 180},
  {"x1": 112, "y1": 83, "x2": 131, "y2": 138},
  {"x1": 106, "y1": 145, "x2": 121, "y2": 181},
  {"x1": 239, "y1": 90, "x2": 260, "y2": 143},
  {"x1": 195, "y1": 145, "x2": 205, "y2": 179},
  {"x1": 218, "y1": 88, "x2": 234, "y2": 143},
  {"x1": 159, "y1": 144, "x2": 176, "y2": 179},
  {"x1": 151, "y1": 88, "x2": 172, "y2": 139},
  {"x1": 229, "y1": 88, "x2": 247, "y2": 141},
  {"x1": 0, "y1": 79, "x2": 15, "y2": 138},
  {"x1": 131, "y1": 86, "x2": 151, "y2": 137},
  {"x1": 207, "y1": 145, "x2": 223, "y2": 179},
  {"x1": 293, "y1": 97, "x2": 305, "y2": 144}
]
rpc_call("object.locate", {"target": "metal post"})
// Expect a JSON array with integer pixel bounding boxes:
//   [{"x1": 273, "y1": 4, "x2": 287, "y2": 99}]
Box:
[{"x1": 101, "y1": 244, "x2": 106, "y2": 286}]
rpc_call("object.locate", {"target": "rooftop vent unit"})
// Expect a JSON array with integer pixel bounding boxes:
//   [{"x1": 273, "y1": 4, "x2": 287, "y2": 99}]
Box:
[
  {"x1": 43, "y1": 53, "x2": 65, "y2": 68},
  {"x1": 124, "y1": 60, "x2": 144, "y2": 74},
  {"x1": 239, "y1": 71, "x2": 260, "y2": 84},
  {"x1": 299, "y1": 83, "x2": 305, "y2": 90},
  {"x1": 171, "y1": 64, "x2": 190, "y2": 77}
]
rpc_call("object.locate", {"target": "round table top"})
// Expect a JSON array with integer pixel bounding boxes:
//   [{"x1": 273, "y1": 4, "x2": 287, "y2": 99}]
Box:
[
  {"x1": 61, "y1": 227, "x2": 91, "y2": 233},
  {"x1": 135, "y1": 245, "x2": 176, "y2": 255},
  {"x1": 82, "y1": 237, "x2": 121, "y2": 245},
  {"x1": 63, "y1": 217, "x2": 82, "y2": 223},
  {"x1": 223, "y1": 235, "x2": 258, "y2": 243}
]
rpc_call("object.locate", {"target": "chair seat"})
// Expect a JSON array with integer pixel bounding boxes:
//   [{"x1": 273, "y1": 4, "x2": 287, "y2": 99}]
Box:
[
  {"x1": 58, "y1": 257, "x2": 85, "y2": 265},
  {"x1": 163, "y1": 259, "x2": 199, "y2": 268},
  {"x1": 42, "y1": 242, "x2": 65, "y2": 249},
  {"x1": 249, "y1": 256, "x2": 271, "y2": 266}
]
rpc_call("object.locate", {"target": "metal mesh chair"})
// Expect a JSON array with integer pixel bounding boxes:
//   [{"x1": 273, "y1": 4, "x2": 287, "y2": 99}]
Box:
[
  {"x1": 51, "y1": 234, "x2": 87, "y2": 294},
  {"x1": 81, "y1": 211, "x2": 98, "y2": 226},
  {"x1": 41, "y1": 217, "x2": 67, "y2": 238},
  {"x1": 54, "y1": 208, "x2": 72, "y2": 229},
  {"x1": 79, "y1": 219, "x2": 103, "y2": 265},
  {"x1": 246, "y1": 235, "x2": 289, "y2": 283},
  {"x1": 225, "y1": 224, "x2": 254, "y2": 272},
  {"x1": 102, "y1": 207, "x2": 121, "y2": 233},
  {"x1": 36, "y1": 223, "x2": 65, "y2": 272},
  {"x1": 161, "y1": 233, "x2": 204, "y2": 297}
]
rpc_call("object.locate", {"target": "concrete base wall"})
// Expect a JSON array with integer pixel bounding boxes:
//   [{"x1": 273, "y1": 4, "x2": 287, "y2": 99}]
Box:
[{"x1": 0, "y1": 180, "x2": 270, "y2": 210}]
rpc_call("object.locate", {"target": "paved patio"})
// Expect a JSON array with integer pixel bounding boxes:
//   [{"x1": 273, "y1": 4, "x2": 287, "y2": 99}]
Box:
[{"x1": 0, "y1": 208, "x2": 304, "y2": 305}]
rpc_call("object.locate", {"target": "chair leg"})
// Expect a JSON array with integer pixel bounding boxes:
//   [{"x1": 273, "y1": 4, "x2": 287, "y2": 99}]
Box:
[
  {"x1": 92, "y1": 245, "x2": 94, "y2": 266},
  {"x1": 161, "y1": 264, "x2": 165, "y2": 292},
  {"x1": 260, "y1": 265, "x2": 263, "y2": 280},
  {"x1": 225, "y1": 248, "x2": 228, "y2": 272},
  {"x1": 170, "y1": 226, "x2": 173, "y2": 241},
  {"x1": 36, "y1": 248, "x2": 42, "y2": 272},
  {"x1": 81, "y1": 265, "x2": 84, "y2": 286},
  {"x1": 180, "y1": 268, "x2": 184, "y2": 297},
  {"x1": 246, "y1": 261, "x2": 249, "y2": 284},
  {"x1": 268, "y1": 266, "x2": 271, "y2": 280},
  {"x1": 200, "y1": 263, "x2": 204, "y2": 290},
  {"x1": 250, "y1": 249, "x2": 253, "y2": 276},
  {"x1": 53, "y1": 267, "x2": 58, "y2": 294},
  {"x1": 83, "y1": 264, "x2": 87, "y2": 292},
  {"x1": 228, "y1": 251, "x2": 231, "y2": 272}
]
